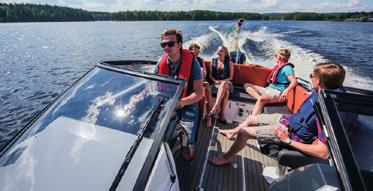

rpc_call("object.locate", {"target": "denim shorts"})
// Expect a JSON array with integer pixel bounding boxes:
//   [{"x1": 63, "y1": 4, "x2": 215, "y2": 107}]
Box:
[{"x1": 179, "y1": 103, "x2": 199, "y2": 145}]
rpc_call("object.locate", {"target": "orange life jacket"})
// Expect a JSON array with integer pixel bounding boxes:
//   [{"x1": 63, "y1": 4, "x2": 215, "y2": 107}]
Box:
[{"x1": 158, "y1": 49, "x2": 194, "y2": 98}]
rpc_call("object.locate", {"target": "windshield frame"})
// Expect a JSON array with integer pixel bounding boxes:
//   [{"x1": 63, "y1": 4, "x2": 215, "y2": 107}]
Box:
[
  {"x1": 316, "y1": 90, "x2": 372, "y2": 191},
  {"x1": 0, "y1": 61, "x2": 186, "y2": 190}
]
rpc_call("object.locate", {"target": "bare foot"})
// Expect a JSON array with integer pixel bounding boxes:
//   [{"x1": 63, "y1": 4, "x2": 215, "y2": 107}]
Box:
[
  {"x1": 208, "y1": 156, "x2": 230, "y2": 166},
  {"x1": 218, "y1": 129, "x2": 236, "y2": 139}
]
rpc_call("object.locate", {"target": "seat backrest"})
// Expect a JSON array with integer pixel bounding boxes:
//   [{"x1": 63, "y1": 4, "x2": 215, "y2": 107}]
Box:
[
  {"x1": 204, "y1": 60, "x2": 310, "y2": 113},
  {"x1": 287, "y1": 85, "x2": 310, "y2": 113},
  {"x1": 204, "y1": 61, "x2": 272, "y2": 87}
]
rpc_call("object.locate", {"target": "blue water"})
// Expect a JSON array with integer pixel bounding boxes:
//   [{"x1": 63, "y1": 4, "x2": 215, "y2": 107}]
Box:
[{"x1": 0, "y1": 20, "x2": 372, "y2": 148}]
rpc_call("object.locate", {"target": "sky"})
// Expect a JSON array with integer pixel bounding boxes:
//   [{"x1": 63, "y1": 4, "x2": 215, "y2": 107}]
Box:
[{"x1": 2, "y1": 0, "x2": 373, "y2": 13}]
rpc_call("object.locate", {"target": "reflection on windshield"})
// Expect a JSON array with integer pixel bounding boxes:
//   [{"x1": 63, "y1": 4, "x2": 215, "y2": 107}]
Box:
[
  {"x1": 32, "y1": 68, "x2": 179, "y2": 137},
  {"x1": 337, "y1": 110, "x2": 373, "y2": 189},
  {"x1": 0, "y1": 66, "x2": 181, "y2": 191}
]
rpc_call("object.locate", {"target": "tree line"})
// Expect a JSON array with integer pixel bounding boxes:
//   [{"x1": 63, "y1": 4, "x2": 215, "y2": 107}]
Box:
[
  {"x1": 113, "y1": 10, "x2": 373, "y2": 21},
  {"x1": 0, "y1": 3, "x2": 372, "y2": 22},
  {"x1": 0, "y1": 3, "x2": 111, "y2": 22},
  {"x1": 112, "y1": 10, "x2": 262, "y2": 21}
]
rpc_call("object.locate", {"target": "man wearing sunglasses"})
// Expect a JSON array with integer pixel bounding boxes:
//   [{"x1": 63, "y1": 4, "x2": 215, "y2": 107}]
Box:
[{"x1": 155, "y1": 28, "x2": 203, "y2": 161}]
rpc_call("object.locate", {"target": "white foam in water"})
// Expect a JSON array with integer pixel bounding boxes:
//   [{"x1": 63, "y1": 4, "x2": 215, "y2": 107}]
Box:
[
  {"x1": 188, "y1": 25, "x2": 371, "y2": 90},
  {"x1": 184, "y1": 32, "x2": 215, "y2": 58}
]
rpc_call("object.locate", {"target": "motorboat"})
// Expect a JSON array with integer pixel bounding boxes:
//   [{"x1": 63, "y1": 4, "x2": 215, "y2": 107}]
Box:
[{"x1": 0, "y1": 60, "x2": 372, "y2": 191}]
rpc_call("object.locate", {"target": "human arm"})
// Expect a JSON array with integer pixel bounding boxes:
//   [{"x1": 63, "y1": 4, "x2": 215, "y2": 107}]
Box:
[
  {"x1": 177, "y1": 59, "x2": 204, "y2": 109},
  {"x1": 279, "y1": 74, "x2": 297, "y2": 102},
  {"x1": 273, "y1": 126, "x2": 329, "y2": 160},
  {"x1": 177, "y1": 79, "x2": 203, "y2": 109}
]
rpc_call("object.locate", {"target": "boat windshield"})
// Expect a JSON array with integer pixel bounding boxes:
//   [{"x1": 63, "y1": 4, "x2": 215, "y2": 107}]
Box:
[
  {"x1": 318, "y1": 90, "x2": 373, "y2": 190},
  {"x1": 334, "y1": 98, "x2": 373, "y2": 190},
  {"x1": 0, "y1": 65, "x2": 182, "y2": 190}
]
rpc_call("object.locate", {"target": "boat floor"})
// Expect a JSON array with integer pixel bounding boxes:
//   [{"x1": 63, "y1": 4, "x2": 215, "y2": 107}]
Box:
[{"x1": 175, "y1": 111, "x2": 279, "y2": 191}]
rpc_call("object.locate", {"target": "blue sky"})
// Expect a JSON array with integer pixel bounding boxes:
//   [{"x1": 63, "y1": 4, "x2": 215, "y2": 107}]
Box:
[{"x1": 3, "y1": 0, "x2": 373, "y2": 13}]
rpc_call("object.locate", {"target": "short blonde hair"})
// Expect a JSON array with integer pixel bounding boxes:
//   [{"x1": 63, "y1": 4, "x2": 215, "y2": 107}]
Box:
[{"x1": 277, "y1": 49, "x2": 291, "y2": 61}]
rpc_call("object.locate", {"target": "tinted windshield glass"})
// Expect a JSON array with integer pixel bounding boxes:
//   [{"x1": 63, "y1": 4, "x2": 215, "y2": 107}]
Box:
[
  {"x1": 0, "y1": 67, "x2": 181, "y2": 191},
  {"x1": 31, "y1": 67, "x2": 178, "y2": 136},
  {"x1": 335, "y1": 102, "x2": 373, "y2": 189}
]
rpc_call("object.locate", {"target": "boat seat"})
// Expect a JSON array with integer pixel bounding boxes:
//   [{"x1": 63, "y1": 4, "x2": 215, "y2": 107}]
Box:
[
  {"x1": 259, "y1": 142, "x2": 328, "y2": 170},
  {"x1": 277, "y1": 148, "x2": 328, "y2": 170},
  {"x1": 229, "y1": 85, "x2": 257, "y2": 103},
  {"x1": 264, "y1": 104, "x2": 292, "y2": 115}
]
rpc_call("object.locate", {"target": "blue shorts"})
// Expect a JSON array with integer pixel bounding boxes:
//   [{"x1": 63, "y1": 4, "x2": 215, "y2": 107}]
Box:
[{"x1": 179, "y1": 103, "x2": 199, "y2": 145}]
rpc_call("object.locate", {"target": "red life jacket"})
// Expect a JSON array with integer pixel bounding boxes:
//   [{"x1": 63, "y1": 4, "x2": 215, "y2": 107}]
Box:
[
  {"x1": 158, "y1": 49, "x2": 194, "y2": 98},
  {"x1": 266, "y1": 62, "x2": 294, "y2": 85}
]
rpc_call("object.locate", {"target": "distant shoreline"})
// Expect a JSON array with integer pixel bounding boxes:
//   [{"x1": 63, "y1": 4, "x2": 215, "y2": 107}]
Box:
[{"x1": 1, "y1": 3, "x2": 372, "y2": 23}]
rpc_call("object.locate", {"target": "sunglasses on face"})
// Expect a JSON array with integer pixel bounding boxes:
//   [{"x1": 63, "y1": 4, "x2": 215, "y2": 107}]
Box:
[
  {"x1": 160, "y1": 41, "x2": 177, "y2": 48},
  {"x1": 309, "y1": 73, "x2": 315, "y2": 79}
]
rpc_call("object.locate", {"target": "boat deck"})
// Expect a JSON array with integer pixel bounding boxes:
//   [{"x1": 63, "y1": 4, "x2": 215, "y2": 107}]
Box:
[{"x1": 175, "y1": 116, "x2": 278, "y2": 191}]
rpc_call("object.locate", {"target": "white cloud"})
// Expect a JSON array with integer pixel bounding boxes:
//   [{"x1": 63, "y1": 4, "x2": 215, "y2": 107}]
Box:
[
  {"x1": 307, "y1": 0, "x2": 367, "y2": 12},
  {"x1": 259, "y1": 0, "x2": 278, "y2": 8}
]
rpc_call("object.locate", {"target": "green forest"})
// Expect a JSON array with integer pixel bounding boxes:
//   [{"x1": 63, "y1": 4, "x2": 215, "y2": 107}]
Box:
[
  {"x1": 0, "y1": 3, "x2": 111, "y2": 22},
  {"x1": 0, "y1": 3, "x2": 372, "y2": 22},
  {"x1": 112, "y1": 10, "x2": 372, "y2": 21}
]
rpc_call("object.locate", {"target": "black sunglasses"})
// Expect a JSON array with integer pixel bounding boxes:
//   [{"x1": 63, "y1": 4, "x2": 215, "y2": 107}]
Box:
[
  {"x1": 160, "y1": 41, "x2": 176, "y2": 48},
  {"x1": 309, "y1": 73, "x2": 315, "y2": 79}
]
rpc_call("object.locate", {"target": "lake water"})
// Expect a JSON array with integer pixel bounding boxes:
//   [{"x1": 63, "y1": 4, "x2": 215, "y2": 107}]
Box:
[{"x1": 0, "y1": 20, "x2": 372, "y2": 148}]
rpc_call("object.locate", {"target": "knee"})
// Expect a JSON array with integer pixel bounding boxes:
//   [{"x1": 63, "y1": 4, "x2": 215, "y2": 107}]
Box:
[
  {"x1": 258, "y1": 95, "x2": 270, "y2": 103},
  {"x1": 244, "y1": 83, "x2": 252, "y2": 90},
  {"x1": 221, "y1": 80, "x2": 227, "y2": 86},
  {"x1": 204, "y1": 83, "x2": 211, "y2": 93},
  {"x1": 245, "y1": 115, "x2": 256, "y2": 123},
  {"x1": 203, "y1": 81, "x2": 210, "y2": 87}
]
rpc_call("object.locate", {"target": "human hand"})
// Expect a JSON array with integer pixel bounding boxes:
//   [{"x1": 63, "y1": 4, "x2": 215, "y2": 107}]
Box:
[
  {"x1": 279, "y1": 90, "x2": 288, "y2": 102},
  {"x1": 272, "y1": 125, "x2": 290, "y2": 143},
  {"x1": 176, "y1": 100, "x2": 185, "y2": 110},
  {"x1": 215, "y1": 80, "x2": 222, "y2": 84}
]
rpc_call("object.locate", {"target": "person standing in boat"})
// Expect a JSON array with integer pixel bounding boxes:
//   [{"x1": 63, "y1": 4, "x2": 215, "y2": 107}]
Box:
[
  {"x1": 209, "y1": 62, "x2": 346, "y2": 166},
  {"x1": 155, "y1": 28, "x2": 203, "y2": 160},
  {"x1": 244, "y1": 48, "x2": 297, "y2": 115},
  {"x1": 189, "y1": 43, "x2": 213, "y2": 128},
  {"x1": 208, "y1": 46, "x2": 234, "y2": 122}
]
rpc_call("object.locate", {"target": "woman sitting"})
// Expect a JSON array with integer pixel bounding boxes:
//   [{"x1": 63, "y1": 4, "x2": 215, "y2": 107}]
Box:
[
  {"x1": 208, "y1": 46, "x2": 234, "y2": 122},
  {"x1": 244, "y1": 48, "x2": 297, "y2": 115}
]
